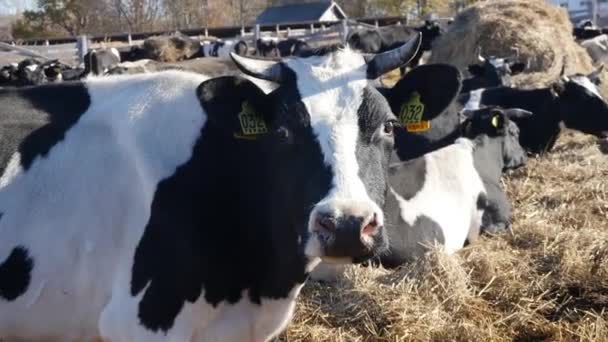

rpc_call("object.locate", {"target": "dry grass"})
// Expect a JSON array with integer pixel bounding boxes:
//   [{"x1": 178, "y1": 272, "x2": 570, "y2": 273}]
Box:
[
  {"x1": 429, "y1": 0, "x2": 594, "y2": 89},
  {"x1": 281, "y1": 131, "x2": 607, "y2": 341}
]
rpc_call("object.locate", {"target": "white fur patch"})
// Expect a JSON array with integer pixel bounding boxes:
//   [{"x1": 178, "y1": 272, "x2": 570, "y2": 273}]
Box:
[
  {"x1": 390, "y1": 139, "x2": 485, "y2": 253},
  {"x1": 464, "y1": 89, "x2": 484, "y2": 111},
  {"x1": 110, "y1": 48, "x2": 121, "y2": 61}
]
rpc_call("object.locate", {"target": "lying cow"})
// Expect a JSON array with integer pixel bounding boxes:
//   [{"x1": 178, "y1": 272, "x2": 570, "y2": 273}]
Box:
[
  {"x1": 84, "y1": 48, "x2": 121, "y2": 75},
  {"x1": 580, "y1": 34, "x2": 608, "y2": 66},
  {"x1": 201, "y1": 40, "x2": 248, "y2": 58},
  {"x1": 256, "y1": 37, "x2": 280, "y2": 57},
  {"x1": 278, "y1": 38, "x2": 309, "y2": 57},
  {"x1": 0, "y1": 35, "x2": 423, "y2": 341},
  {"x1": 461, "y1": 55, "x2": 526, "y2": 93},
  {"x1": 348, "y1": 21, "x2": 442, "y2": 72},
  {"x1": 460, "y1": 67, "x2": 608, "y2": 154},
  {"x1": 312, "y1": 106, "x2": 530, "y2": 278}
]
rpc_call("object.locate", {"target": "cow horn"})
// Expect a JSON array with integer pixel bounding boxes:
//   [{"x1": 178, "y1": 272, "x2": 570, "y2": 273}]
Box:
[
  {"x1": 365, "y1": 33, "x2": 421, "y2": 79},
  {"x1": 589, "y1": 64, "x2": 604, "y2": 78},
  {"x1": 230, "y1": 53, "x2": 283, "y2": 83}
]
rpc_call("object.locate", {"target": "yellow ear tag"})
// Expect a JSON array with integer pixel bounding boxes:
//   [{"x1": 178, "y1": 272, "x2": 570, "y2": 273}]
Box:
[
  {"x1": 491, "y1": 115, "x2": 500, "y2": 128},
  {"x1": 237, "y1": 101, "x2": 268, "y2": 137},
  {"x1": 399, "y1": 92, "x2": 431, "y2": 132}
]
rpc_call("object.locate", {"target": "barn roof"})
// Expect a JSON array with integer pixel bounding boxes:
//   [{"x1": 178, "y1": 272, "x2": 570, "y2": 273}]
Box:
[{"x1": 256, "y1": 1, "x2": 347, "y2": 25}]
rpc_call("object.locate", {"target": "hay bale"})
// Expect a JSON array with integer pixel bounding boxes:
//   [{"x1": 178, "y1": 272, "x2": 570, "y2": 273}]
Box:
[
  {"x1": 143, "y1": 32, "x2": 201, "y2": 63},
  {"x1": 429, "y1": 0, "x2": 594, "y2": 89}
]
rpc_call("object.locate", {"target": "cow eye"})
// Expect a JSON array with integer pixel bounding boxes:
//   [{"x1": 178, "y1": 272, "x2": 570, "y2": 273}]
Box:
[{"x1": 383, "y1": 121, "x2": 396, "y2": 135}]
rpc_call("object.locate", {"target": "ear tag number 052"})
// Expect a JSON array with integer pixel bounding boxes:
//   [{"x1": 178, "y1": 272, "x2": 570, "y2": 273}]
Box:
[
  {"x1": 399, "y1": 92, "x2": 430, "y2": 132},
  {"x1": 238, "y1": 101, "x2": 268, "y2": 136}
]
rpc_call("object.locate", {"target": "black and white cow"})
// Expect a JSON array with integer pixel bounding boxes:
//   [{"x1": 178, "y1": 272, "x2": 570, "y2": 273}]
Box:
[
  {"x1": 461, "y1": 55, "x2": 526, "y2": 93},
  {"x1": 311, "y1": 106, "x2": 531, "y2": 278},
  {"x1": 379, "y1": 106, "x2": 531, "y2": 268},
  {"x1": 460, "y1": 69, "x2": 608, "y2": 154},
  {"x1": 203, "y1": 40, "x2": 249, "y2": 58},
  {"x1": 0, "y1": 35, "x2": 422, "y2": 341},
  {"x1": 84, "y1": 48, "x2": 121, "y2": 75}
]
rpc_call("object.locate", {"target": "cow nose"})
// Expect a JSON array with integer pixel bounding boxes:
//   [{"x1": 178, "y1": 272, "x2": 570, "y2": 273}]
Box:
[{"x1": 312, "y1": 210, "x2": 383, "y2": 259}]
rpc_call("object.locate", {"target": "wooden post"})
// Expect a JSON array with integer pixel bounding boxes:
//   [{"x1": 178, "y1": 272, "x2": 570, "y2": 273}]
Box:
[
  {"x1": 287, "y1": 27, "x2": 291, "y2": 37},
  {"x1": 275, "y1": 25, "x2": 280, "y2": 37},
  {"x1": 204, "y1": 27, "x2": 209, "y2": 37},
  {"x1": 375, "y1": 20, "x2": 379, "y2": 28},
  {"x1": 240, "y1": 27, "x2": 245, "y2": 37},
  {"x1": 76, "y1": 35, "x2": 88, "y2": 65},
  {"x1": 341, "y1": 19, "x2": 349, "y2": 44},
  {"x1": 254, "y1": 24, "x2": 261, "y2": 43},
  {"x1": 310, "y1": 23, "x2": 315, "y2": 34},
  {"x1": 127, "y1": 33, "x2": 133, "y2": 46}
]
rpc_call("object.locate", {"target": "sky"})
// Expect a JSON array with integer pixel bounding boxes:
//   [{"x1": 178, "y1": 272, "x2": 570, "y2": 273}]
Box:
[{"x1": 0, "y1": 0, "x2": 36, "y2": 15}]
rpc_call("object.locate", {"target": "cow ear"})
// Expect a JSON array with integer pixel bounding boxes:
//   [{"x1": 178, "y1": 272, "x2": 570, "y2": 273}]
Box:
[
  {"x1": 197, "y1": 76, "x2": 272, "y2": 140},
  {"x1": 551, "y1": 81, "x2": 566, "y2": 97},
  {"x1": 385, "y1": 64, "x2": 462, "y2": 126},
  {"x1": 509, "y1": 62, "x2": 526, "y2": 75},
  {"x1": 467, "y1": 64, "x2": 485, "y2": 76}
]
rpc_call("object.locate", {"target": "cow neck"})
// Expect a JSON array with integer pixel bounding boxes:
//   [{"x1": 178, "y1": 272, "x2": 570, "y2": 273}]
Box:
[
  {"x1": 484, "y1": 87, "x2": 562, "y2": 154},
  {"x1": 471, "y1": 135, "x2": 503, "y2": 182}
]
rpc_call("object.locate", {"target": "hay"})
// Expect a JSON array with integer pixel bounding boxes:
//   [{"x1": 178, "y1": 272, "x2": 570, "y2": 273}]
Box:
[
  {"x1": 281, "y1": 131, "x2": 608, "y2": 341},
  {"x1": 429, "y1": 0, "x2": 595, "y2": 89},
  {"x1": 142, "y1": 32, "x2": 200, "y2": 63}
]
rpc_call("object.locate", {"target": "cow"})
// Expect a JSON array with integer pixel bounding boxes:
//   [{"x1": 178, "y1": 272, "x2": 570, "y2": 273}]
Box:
[
  {"x1": 84, "y1": 48, "x2": 121, "y2": 76},
  {"x1": 580, "y1": 34, "x2": 608, "y2": 66},
  {"x1": 461, "y1": 54, "x2": 527, "y2": 93},
  {"x1": 311, "y1": 106, "x2": 531, "y2": 278},
  {"x1": 459, "y1": 68, "x2": 608, "y2": 154},
  {"x1": 256, "y1": 37, "x2": 280, "y2": 57},
  {"x1": 278, "y1": 38, "x2": 309, "y2": 57},
  {"x1": 379, "y1": 106, "x2": 531, "y2": 268},
  {"x1": 347, "y1": 21, "x2": 443, "y2": 72},
  {"x1": 201, "y1": 40, "x2": 248, "y2": 58},
  {"x1": 0, "y1": 34, "x2": 422, "y2": 341}
]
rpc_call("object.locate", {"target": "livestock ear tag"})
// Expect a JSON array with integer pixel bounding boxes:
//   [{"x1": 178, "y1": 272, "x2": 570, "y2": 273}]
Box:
[
  {"x1": 399, "y1": 92, "x2": 431, "y2": 132},
  {"x1": 491, "y1": 115, "x2": 500, "y2": 128},
  {"x1": 237, "y1": 101, "x2": 268, "y2": 137}
]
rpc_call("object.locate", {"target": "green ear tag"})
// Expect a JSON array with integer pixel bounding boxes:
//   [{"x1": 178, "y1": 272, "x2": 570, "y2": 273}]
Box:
[
  {"x1": 491, "y1": 115, "x2": 500, "y2": 128},
  {"x1": 400, "y1": 92, "x2": 430, "y2": 132},
  {"x1": 238, "y1": 101, "x2": 268, "y2": 136}
]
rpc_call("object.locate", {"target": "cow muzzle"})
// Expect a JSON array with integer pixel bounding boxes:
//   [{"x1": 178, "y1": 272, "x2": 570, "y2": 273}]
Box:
[{"x1": 305, "y1": 200, "x2": 386, "y2": 262}]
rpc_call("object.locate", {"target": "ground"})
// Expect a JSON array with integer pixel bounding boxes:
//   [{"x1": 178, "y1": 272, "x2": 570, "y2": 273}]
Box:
[{"x1": 280, "y1": 131, "x2": 608, "y2": 341}]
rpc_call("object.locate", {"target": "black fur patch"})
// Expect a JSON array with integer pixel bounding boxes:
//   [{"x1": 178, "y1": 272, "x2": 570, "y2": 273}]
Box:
[
  {"x1": 0, "y1": 246, "x2": 34, "y2": 301},
  {"x1": 0, "y1": 83, "x2": 90, "y2": 174}
]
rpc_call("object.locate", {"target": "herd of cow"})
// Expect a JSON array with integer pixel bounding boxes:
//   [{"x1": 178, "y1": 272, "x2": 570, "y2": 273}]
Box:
[{"x1": 0, "y1": 20, "x2": 606, "y2": 342}]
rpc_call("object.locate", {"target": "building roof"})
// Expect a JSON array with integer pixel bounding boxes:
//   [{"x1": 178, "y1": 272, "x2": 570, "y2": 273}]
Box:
[{"x1": 256, "y1": 1, "x2": 346, "y2": 25}]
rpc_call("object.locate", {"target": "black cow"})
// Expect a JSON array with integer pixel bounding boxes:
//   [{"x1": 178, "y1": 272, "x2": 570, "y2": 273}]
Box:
[
  {"x1": 278, "y1": 38, "x2": 309, "y2": 57},
  {"x1": 461, "y1": 55, "x2": 526, "y2": 93},
  {"x1": 256, "y1": 38, "x2": 280, "y2": 57},
  {"x1": 347, "y1": 21, "x2": 443, "y2": 72},
  {"x1": 459, "y1": 69, "x2": 608, "y2": 154},
  {"x1": 84, "y1": 48, "x2": 121, "y2": 75},
  {"x1": 0, "y1": 35, "x2": 423, "y2": 341}
]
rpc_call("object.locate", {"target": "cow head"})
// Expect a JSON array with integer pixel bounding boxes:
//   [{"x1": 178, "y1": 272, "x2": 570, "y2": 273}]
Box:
[
  {"x1": 467, "y1": 55, "x2": 526, "y2": 89},
  {"x1": 462, "y1": 106, "x2": 532, "y2": 170},
  {"x1": 383, "y1": 63, "x2": 463, "y2": 161},
  {"x1": 202, "y1": 35, "x2": 422, "y2": 264},
  {"x1": 347, "y1": 29, "x2": 383, "y2": 53},
  {"x1": 552, "y1": 73, "x2": 608, "y2": 139},
  {"x1": 417, "y1": 20, "x2": 442, "y2": 51}
]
